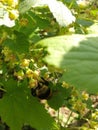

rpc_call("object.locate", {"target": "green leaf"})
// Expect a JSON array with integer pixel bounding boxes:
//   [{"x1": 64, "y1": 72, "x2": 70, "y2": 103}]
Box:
[
  {"x1": 3, "y1": 31, "x2": 29, "y2": 54},
  {"x1": 48, "y1": 83, "x2": 72, "y2": 110},
  {"x1": 15, "y1": 13, "x2": 37, "y2": 36},
  {"x1": 28, "y1": 10, "x2": 50, "y2": 29},
  {"x1": 76, "y1": 18, "x2": 94, "y2": 27},
  {"x1": 0, "y1": 79, "x2": 54, "y2": 130},
  {"x1": 35, "y1": 34, "x2": 98, "y2": 93}
]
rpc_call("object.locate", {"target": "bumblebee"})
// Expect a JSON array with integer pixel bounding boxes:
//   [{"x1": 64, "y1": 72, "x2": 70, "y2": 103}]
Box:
[{"x1": 31, "y1": 78, "x2": 52, "y2": 99}]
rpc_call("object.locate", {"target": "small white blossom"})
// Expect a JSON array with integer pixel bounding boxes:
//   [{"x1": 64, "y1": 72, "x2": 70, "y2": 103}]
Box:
[
  {"x1": 0, "y1": 8, "x2": 15, "y2": 27},
  {"x1": 47, "y1": 0, "x2": 76, "y2": 26}
]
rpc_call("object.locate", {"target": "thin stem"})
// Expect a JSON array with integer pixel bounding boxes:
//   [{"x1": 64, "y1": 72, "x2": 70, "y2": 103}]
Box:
[
  {"x1": 0, "y1": 87, "x2": 6, "y2": 92},
  {"x1": 64, "y1": 111, "x2": 73, "y2": 127}
]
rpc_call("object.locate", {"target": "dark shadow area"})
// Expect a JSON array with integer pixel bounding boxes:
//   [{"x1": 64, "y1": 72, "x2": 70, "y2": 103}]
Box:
[{"x1": 0, "y1": 118, "x2": 9, "y2": 130}]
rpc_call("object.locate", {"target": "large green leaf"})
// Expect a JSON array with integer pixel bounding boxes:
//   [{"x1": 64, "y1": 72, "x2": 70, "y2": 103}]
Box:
[
  {"x1": 35, "y1": 34, "x2": 98, "y2": 93},
  {"x1": 87, "y1": 23, "x2": 98, "y2": 34},
  {"x1": 0, "y1": 79, "x2": 54, "y2": 130}
]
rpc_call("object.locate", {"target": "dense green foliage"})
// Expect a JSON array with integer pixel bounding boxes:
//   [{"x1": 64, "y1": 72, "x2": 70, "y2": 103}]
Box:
[{"x1": 0, "y1": 0, "x2": 98, "y2": 130}]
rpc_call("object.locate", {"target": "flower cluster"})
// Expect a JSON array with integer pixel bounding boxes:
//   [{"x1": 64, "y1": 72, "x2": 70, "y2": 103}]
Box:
[{"x1": 0, "y1": 0, "x2": 19, "y2": 27}]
